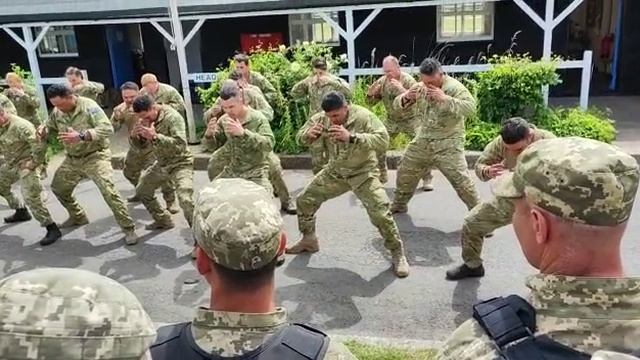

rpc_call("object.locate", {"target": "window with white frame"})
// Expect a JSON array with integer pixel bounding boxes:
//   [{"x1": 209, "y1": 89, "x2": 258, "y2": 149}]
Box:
[
  {"x1": 37, "y1": 26, "x2": 79, "y2": 58},
  {"x1": 437, "y1": 2, "x2": 494, "y2": 42},
  {"x1": 289, "y1": 12, "x2": 340, "y2": 46}
]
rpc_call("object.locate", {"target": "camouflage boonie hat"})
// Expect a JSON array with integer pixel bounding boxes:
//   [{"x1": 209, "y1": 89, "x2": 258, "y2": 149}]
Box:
[
  {"x1": 0, "y1": 268, "x2": 156, "y2": 360},
  {"x1": 494, "y1": 137, "x2": 639, "y2": 226},
  {"x1": 194, "y1": 178, "x2": 283, "y2": 271}
]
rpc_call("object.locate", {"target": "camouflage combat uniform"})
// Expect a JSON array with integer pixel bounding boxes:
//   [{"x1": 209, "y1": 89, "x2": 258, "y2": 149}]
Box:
[
  {"x1": 460, "y1": 126, "x2": 555, "y2": 268},
  {"x1": 0, "y1": 93, "x2": 17, "y2": 115},
  {"x1": 111, "y1": 102, "x2": 176, "y2": 207},
  {"x1": 438, "y1": 137, "x2": 640, "y2": 359},
  {"x1": 366, "y1": 72, "x2": 433, "y2": 184},
  {"x1": 141, "y1": 83, "x2": 186, "y2": 114},
  {"x1": 202, "y1": 108, "x2": 274, "y2": 192},
  {"x1": 392, "y1": 76, "x2": 480, "y2": 211},
  {"x1": 3, "y1": 86, "x2": 41, "y2": 125},
  {"x1": 247, "y1": 70, "x2": 278, "y2": 106},
  {"x1": 292, "y1": 74, "x2": 352, "y2": 174},
  {"x1": 47, "y1": 96, "x2": 135, "y2": 231},
  {"x1": 0, "y1": 114, "x2": 52, "y2": 226},
  {"x1": 0, "y1": 267, "x2": 156, "y2": 359},
  {"x1": 295, "y1": 105, "x2": 404, "y2": 253},
  {"x1": 203, "y1": 85, "x2": 293, "y2": 209},
  {"x1": 152, "y1": 178, "x2": 357, "y2": 360},
  {"x1": 73, "y1": 81, "x2": 105, "y2": 102},
  {"x1": 136, "y1": 105, "x2": 194, "y2": 227}
]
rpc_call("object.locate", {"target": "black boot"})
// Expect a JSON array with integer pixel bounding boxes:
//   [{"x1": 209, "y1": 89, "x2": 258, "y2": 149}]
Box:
[
  {"x1": 446, "y1": 264, "x2": 485, "y2": 281},
  {"x1": 4, "y1": 208, "x2": 32, "y2": 223},
  {"x1": 40, "y1": 223, "x2": 62, "y2": 246}
]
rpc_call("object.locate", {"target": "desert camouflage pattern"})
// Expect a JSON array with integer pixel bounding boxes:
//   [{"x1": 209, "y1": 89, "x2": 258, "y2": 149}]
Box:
[
  {"x1": 0, "y1": 93, "x2": 17, "y2": 115},
  {"x1": 205, "y1": 84, "x2": 274, "y2": 122},
  {"x1": 3, "y1": 86, "x2": 41, "y2": 125},
  {"x1": 296, "y1": 105, "x2": 403, "y2": 251},
  {"x1": 392, "y1": 76, "x2": 479, "y2": 210},
  {"x1": 203, "y1": 108, "x2": 274, "y2": 191},
  {"x1": 437, "y1": 275, "x2": 640, "y2": 360},
  {"x1": 193, "y1": 178, "x2": 281, "y2": 271},
  {"x1": 248, "y1": 71, "x2": 278, "y2": 106},
  {"x1": 460, "y1": 127, "x2": 556, "y2": 267},
  {"x1": 73, "y1": 81, "x2": 105, "y2": 102},
  {"x1": 592, "y1": 351, "x2": 640, "y2": 360},
  {"x1": 0, "y1": 268, "x2": 156, "y2": 359},
  {"x1": 0, "y1": 115, "x2": 51, "y2": 226},
  {"x1": 141, "y1": 82, "x2": 185, "y2": 114},
  {"x1": 136, "y1": 105, "x2": 194, "y2": 226},
  {"x1": 494, "y1": 137, "x2": 640, "y2": 226}
]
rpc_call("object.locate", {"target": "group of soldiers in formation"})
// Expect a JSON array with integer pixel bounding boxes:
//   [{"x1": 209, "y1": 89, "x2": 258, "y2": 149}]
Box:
[{"x1": 0, "y1": 53, "x2": 639, "y2": 360}]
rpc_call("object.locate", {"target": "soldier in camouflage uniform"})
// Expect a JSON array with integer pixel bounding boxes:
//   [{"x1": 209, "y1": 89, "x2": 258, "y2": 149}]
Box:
[
  {"x1": 0, "y1": 107, "x2": 61, "y2": 246},
  {"x1": 437, "y1": 137, "x2": 640, "y2": 360},
  {"x1": 234, "y1": 53, "x2": 279, "y2": 106},
  {"x1": 391, "y1": 58, "x2": 480, "y2": 214},
  {"x1": 140, "y1": 73, "x2": 186, "y2": 114},
  {"x1": 366, "y1": 56, "x2": 434, "y2": 188},
  {"x1": 111, "y1": 82, "x2": 178, "y2": 213},
  {"x1": 151, "y1": 178, "x2": 357, "y2": 360},
  {"x1": 287, "y1": 92, "x2": 410, "y2": 278},
  {"x1": 203, "y1": 75, "x2": 296, "y2": 214},
  {"x1": 65, "y1": 66, "x2": 105, "y2": 102},
  {"x1": 132, "y1": 95, "x2": 194, "y2": 230},
  {"x1": 4, "y1": 72, "x2": 41, "y2": 125},
  {"x1": 0, "y1": 268, "x2": 156, "y2": 359},
  {"x1": 446, "y1": 117, "x2": 555, "y2": 280},
  {"x1": 38, "y1": 83, "x2": 138, "y2": 245},
  {"x1": 292, "y1": 58, "x2": 352, "y2": 174},
  {"x1": 0, "y1": 93, "x2": 17, "y2": 115}
]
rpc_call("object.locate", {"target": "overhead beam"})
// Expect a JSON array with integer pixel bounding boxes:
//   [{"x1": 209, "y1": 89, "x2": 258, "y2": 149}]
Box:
[
  {"x1": 0, "y1": 17, "x2": 170, "y2": 29},
  {"x1": 354, "y1": 8, "x2": 382, "y2": 39},
  {"x1": 183, "y1": 18, "x2": 206, "y2": 46}
]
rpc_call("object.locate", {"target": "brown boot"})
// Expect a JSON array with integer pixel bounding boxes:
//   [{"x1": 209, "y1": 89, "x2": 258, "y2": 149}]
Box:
[
  {"x1": 124, "y1": 229, "x2": 139, "y2": 246},
  {"x1": 286, "y1": 234, "x2": 320, "y2": 254},
  {"x1": 390, "y1": 203, "x2": 408, "y2": 214},
  {"x1": 145, "y1": 218, "x2": 175, "y2": 230},
  {"x1": 60, "y1": 213, "x2": 89, "y2": 229},
  {"x1": 391, "y1": 247, "x2": 410, "y2": 278}
]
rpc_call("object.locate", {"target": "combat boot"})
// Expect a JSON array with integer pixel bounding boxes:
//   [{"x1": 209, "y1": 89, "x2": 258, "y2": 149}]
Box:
[
  {"x1": 145, "y1": 218, "x2": 175, "y2": 230},
  {"x1": 166, "y1": 201, "x2": 180, "y2": 214},
  {"x1": 127, "y1": 195, "x2": 141, "y2": 203},
  {"x1": 421, "y1": 181, "x2": 434, "y2": 192},
  {"x1": 4, "y1": 208, "x2": 32, "y2": 223},
  {"x1": 391, "y1": 248, "x2": 410, "y2": 278},
  {"x1": 286, "y1": 234, "x2": 320, "y2": 254},
  {"x1": 390, "y1": 203, "x2": 408, "y2": 214},
  {"x1": 60, "y1": 213, "x2": 89, "y2": 229},
  {"x1": 281, "y1": 199, "x2": 297, "y2": 215},
  {"x1": 446, "y1": 264, "x2": 485, "y2": 281},
  {"x1": 40, "y1": 223, "x2": 62, "y2": 246},
  {"x1": 124, "y1": 229, "x2": 139, "y2": 246}
]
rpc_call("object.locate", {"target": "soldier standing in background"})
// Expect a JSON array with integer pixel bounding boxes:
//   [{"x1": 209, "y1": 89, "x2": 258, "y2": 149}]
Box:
[
  {"x1": 140, "y1": 73, "x2": 186, "y2": 114},
  {"x1": 292, "y1": 58, "x2": 352, "y2": 174},
  {"x1": 446, "y1": 117, "x2": 555, "y2": 281},
  {"x1": 233, "y1": 53, "x2": 279, "y2": 106},
  {"x1": 38, "y1": 83, "x2": 138, "y2": 245},
  {"x1": 0, "y1": 107, "x2": 61, "y2": 246},
  {"x1": 4, "y1": 72, "x2": 41, "y2": 126},
  {"x1": 65, "y1": 66, "x2": 105, "y2": 102},
  {"x1": 391, "y1": 58, "x2": 480, "y2": 214},
  {"x1": 288, "y1": 92, "x2": 410, "y2": 278},
  {"x1": 0, "y1": 92, "x2": 17, "y2": 115},
  {"x1": 111, "y1": 82, "x2": 178, "y2": 213},
  {"x1": 367, "y1": 56, "x2": 434, "y2": 188}
]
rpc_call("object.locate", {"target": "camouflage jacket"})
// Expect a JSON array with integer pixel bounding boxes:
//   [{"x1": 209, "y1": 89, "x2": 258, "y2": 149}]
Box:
[
  {"x1": 0, "y1": 93, "x2": 17, "y2": 115},
  {"x1": 142, "y1": 83, "x2": 186, "y2": 114},
  {"x1": 148, "y1": 105, "x2": 193, "y2": 168},
  {"x1": 205, "y1": 85, "x2": 274, "y2": 125},
  {"x1": 73, "y1": 81, "x2": 105, "y2": 102},
  {"x1": 393, "y1": 75, "x2": 475, "y2": 140},
  {"x1": 297, "y1": 105, "x2": 388, "y2": 178},
  {"x1": 191, "y1": 307, "x2": 357, "y2": 359},
  {"x1": 203, "y1": 107, "x2": 274, "y2": 178},
  {"x1": 3, "y1": 86, "x2": 40, "y2": 125},
  {"x1": 0, "y1": 114, "x2": 46, "y2": 167},
  {"x1": 436, "y1": 275, "x2": 640, "y2": 360},
  {"x1": 367, "y1": 72, "x2": 418, "y2": 126},
  {"x1": 47, "y1": 96, "x2": 113, "y2": 158},
  {"x1": 475, "y1": 125, "x2": 556, "y2": 181},
  {"x1": 291, "y1": 74, "x2": 352, "y2": 116},
  {"x1": 110, "y1": 102, "x2": 152, "y2": 155},
  {"x1": 248, "y1": 71, "x2": 278, "y2": 106}
]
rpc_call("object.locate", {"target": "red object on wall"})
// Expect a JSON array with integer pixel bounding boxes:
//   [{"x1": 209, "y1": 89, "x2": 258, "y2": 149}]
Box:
[{"x1": 240, "y1": 33, "x2": 284, "y2": 53}]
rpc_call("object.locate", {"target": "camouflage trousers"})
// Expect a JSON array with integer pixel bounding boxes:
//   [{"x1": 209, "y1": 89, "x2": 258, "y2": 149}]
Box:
[
  {"x1": 378, "y1": 127, "x2": 433, "y2": 184},
  {"x1": 136, "y1": 162, "x2": 194, "y2": 227},
  {"x1": 123, "y1": 148, "x2": 175, "y2": 204},
  {"x1": 309, "y1": 141, "x2": 328, "y2": 175},
  {"x1": 0, "y1": 164, "x2": 53, "y2": 226},
  {"x1": 297, "y1": 168, "x2": 403, "y2": 251},
  {"x1": 462, "y1": 196, "x2": 514, "y2": 268},
  {"x1": 207, "y1": 152, "x2": 287, "y2": 204},
  {"x1": 51, "y1": 151, "x2": 134, "y2": 231},
  {"x1": 394, "y1": 137, "x2": 479, "y2": 209}
]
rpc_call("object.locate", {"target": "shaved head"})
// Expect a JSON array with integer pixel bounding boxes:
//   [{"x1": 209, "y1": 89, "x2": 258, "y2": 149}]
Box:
[
  {"x1": 141, "y1": 73, "x2": 158, "y2": 86},
  {"x1": 382, "y1": 55, "x2": 401, "y2": 79}
]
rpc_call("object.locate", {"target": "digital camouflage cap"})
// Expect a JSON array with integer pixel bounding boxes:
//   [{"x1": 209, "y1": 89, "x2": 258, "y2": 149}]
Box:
[
  {"x1": 194, "y1": 178, "x2": 283, "y2": 271},
  {"x1": 0, "y1": 268, "x2": 156, "y2": 359},
  {"x1": 494, "y1": 137, "x2": 640, "y2": 226}
]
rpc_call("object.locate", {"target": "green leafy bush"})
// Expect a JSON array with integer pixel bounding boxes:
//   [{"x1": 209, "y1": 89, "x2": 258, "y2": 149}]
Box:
[
  {"x1": 542, "y1": 107, "x2": 616, "y2": 144},
  {"x1": 464, "y1": 115, "x2": 501, "y2": 151}
]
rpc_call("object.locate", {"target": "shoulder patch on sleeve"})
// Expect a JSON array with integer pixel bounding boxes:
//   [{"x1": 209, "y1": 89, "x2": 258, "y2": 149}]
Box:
[{"x1": 89, "y1": 107, "x2": 102, "y2": 116}]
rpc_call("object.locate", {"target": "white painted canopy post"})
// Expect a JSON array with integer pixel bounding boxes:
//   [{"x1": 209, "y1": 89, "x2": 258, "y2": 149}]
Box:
[{"x1": 580, "y1": 50, "x2": 593, "y2": 110}]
